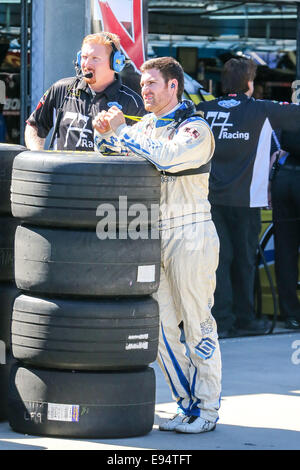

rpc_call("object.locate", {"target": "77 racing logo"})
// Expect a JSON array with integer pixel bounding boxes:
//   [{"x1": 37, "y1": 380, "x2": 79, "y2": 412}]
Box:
[
  {"x1": 206, "y1": 111, "x2": 233, "y2": 138},
  {"x1": 62, "y1": 111, "x2": 93, "y2": 149},
  {"x1": 205, "y1": 111, "x2": 249, "y2": 141}
]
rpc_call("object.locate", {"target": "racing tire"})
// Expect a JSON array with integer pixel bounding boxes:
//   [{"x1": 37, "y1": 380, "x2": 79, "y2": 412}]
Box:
[
  {"x1": 11, "y1": 293, "x2": 159, "y2": 370},
  {"x1": 0, "y1": 215, "x2": 19, "y2": 281},
  {"x1": 14, "y1": 224, "x2": 161, "y2": 297},
  {"x1": 11, "y1": 150, "x2": 160, "y2": 229},
  {"x1": 0, "y1": 282, "x2": 20, "y2": 350},
  {"x1": 8, "y1": 365, "x2": 156, "y2": 438},
  {"x1": 0, "y1": 144, "x2": 26, "y2": 214}
]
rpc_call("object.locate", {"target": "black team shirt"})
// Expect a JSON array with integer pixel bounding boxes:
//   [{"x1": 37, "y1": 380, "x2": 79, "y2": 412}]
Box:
[
  {"x1": 27, "y1": 74, "x2": 146, "y2": 151},
  {"x1": 197, "y1": 94, "x2": 300, "y2": 208}
]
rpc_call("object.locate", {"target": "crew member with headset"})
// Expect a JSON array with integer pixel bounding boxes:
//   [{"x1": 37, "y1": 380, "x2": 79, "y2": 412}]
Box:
[{"x1": 25, "y1": 32, "x2": 146, "y2": 151}]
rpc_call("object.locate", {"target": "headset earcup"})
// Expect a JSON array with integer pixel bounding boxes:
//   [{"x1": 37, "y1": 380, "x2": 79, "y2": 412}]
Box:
[{"x1": 112, "y1": 50, "x2": 126, "y2": 73}]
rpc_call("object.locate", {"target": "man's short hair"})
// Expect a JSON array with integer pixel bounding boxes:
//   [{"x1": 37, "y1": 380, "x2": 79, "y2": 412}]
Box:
[
  {"x1": 140, "y1": 57, "x2": 184, "y2": 101},
  {"x1": 221, "y1": 57, "x2": 257, "y2": 94},
  {"x1": 81, "y1": 32, "x2": 121, "y2": 55}
]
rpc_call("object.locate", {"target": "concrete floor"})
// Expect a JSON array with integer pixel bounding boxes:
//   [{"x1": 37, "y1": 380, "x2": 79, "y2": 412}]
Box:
[{"x1": 0, "y1": 330, "x2": 299, "y2": 451}]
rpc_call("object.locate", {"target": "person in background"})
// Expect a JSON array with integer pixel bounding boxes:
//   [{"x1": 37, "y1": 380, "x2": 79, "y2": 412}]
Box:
[
  {"x1": 253, "y1": 82, "x2": 264, "y2": 99},
  {"x1": 197, "y1": 57, "x2": 300, "y2": 338},
  {"x1": 93, "y1": 57, "x2": 222, "y2": 435},
  {"x1": 24, "y1": 32, "x2": 145, "y2": 151},
  {"x1": 271, "y1": 129, "x2": 300, "y2": 329}
]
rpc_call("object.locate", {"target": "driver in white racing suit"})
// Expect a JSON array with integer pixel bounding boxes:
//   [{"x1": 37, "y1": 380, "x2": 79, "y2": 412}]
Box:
[{"x1": 93, "y1": 57, "x2": 222, "y2": 434}]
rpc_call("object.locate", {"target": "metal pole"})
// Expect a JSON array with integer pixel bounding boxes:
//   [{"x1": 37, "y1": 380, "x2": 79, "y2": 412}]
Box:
[
  {"x1": 297, "y1": 4, "x2": 300, "y2": 81},
  {"x1": 20, "y1": 0, "x2": 29, "y2": 145}
]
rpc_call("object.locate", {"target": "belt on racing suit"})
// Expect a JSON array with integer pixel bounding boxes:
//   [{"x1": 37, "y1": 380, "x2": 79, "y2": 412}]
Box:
[{"x1": 163, "y1": 160, "x2": 211, "y2": 176}]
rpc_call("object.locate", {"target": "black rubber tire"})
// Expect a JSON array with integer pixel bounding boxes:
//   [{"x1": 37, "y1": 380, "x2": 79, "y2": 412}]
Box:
[
  {"x1": 0, "y1": 216, "x2": 20, "y2": 281},
  {"x1": 11, "y1": 293, "x2": 159, "y2": 370},
  {"x1": 0, "y1": 144, "x2": 26, "y2": 215},
  {"x1": 0, "y1": 353, "x2": 16, "y2": 422},
  {"x1": 11, "y1": 150, "x2": 160, "y2": 229},
  {"x1": 8, "y1": 365, "x2": 156, "y2": 438},
  {"x1": 0, "y1": 282, "x2": 20, "y2": 350},
  {"x1": 14, "y1": 224, "x2": 161, "y2": 297}
]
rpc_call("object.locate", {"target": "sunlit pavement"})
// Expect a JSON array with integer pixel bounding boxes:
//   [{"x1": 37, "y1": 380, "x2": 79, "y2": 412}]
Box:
[{"x1": 0, "y1": 330, "x2": 299, "y2": 451}]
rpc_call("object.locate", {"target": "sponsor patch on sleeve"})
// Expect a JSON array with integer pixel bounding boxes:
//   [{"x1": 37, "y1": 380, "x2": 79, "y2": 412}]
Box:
[{"x1": 183, "y1": 127, "x2": 200, "y2": 139}]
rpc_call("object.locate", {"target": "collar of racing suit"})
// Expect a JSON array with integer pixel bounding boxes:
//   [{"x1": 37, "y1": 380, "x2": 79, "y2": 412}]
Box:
[{"x1": 154, "y1": 99, "x2": 197, "y2": 128}]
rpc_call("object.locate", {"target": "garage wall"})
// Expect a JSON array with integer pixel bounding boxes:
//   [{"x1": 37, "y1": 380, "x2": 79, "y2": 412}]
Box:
[{"x1": 30, "y1": 0, "x2": 91, "y2": 111}]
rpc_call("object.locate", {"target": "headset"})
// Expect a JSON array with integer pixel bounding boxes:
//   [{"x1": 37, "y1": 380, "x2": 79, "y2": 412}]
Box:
[
  {"x1": 75, "y1": 34, "x2": 126, "y2": 74},
  {"x1": 106, "y1": 35, "x2": 126, "y2": 73}
]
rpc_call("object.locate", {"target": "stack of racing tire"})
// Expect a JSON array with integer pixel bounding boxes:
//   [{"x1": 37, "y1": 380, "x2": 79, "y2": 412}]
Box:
[
  {"x1": 0, "y1": 144, "x2": 26, "y2": 422},
  {"x1": 8, "y1": 150, "x2": 162, "y2": 438}
]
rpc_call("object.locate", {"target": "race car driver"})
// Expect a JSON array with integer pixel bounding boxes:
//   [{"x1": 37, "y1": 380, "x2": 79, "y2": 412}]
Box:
[
  {"x1": 25, "y1": 32, "x2": 145, "y2": 151},
  {"x1": 92, "y1": 57, "x2": 222, "y2": 434}
]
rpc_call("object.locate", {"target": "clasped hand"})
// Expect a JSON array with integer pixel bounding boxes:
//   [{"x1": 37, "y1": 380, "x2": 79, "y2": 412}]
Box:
[{"x1": 92, "y1": 106, "x2": 126, "y2": 134}]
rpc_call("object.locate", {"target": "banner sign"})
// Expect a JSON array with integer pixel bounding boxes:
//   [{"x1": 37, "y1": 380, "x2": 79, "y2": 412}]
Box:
[{"x1": 91, "y1": 0, "x2": 148, "y2": 71}]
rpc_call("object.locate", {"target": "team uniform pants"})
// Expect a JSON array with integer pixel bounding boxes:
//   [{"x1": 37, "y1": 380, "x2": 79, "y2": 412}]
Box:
[
  {"x1": 271, "y1": 166, "x2": 300, "y2": 321},
  {"x1": 154, "y1": 220, "x2": 222, "y2": 423},
  {"x1": 210, "y1": 205, "x2": 261, "y2": 332}
]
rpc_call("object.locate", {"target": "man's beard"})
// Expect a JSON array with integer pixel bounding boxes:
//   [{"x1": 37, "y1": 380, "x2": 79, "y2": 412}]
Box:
[{"x1": 144, "y1": 97, "x2": 156, "y2": 112}]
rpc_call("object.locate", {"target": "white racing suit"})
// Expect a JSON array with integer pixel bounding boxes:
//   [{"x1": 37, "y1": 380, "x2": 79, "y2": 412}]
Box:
[{"x1": 94, "y1": 100, "x2": 222, "y2": 423}]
